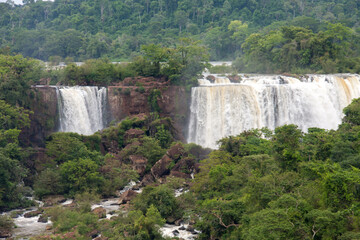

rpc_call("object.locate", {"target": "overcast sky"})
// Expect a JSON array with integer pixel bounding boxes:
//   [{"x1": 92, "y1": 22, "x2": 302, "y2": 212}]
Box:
[
  {"x1": 0, "y1": 0, "x2": 54, "y2": 4},
  {"x1": 0, "y1": 0, "x2": 23, "y2": 4}
]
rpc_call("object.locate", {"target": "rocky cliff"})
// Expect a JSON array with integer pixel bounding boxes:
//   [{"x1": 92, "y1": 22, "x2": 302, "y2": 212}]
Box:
[
  {"x1": 26, "y1": 78, "x2": 190, "y2": 146},
  {"x1": 20, "y1": 86, "x2": 58, "y2": 147},
  {"x1": 107, "y1": 77, "x2": 190, "y2": 140}
]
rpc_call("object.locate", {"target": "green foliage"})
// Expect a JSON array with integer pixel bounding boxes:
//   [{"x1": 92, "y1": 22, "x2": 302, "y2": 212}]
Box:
[
  {"x1": 100, "y1": 155, "x2": 139, "y2": 196},
  {"x1": 133, "y1": 185, "x2": 182, "y2": 220},
  {"x1": 0, "y1": 100, "x2": 31, "y2": 130},
  {"x1": 60, "y1": 158, "x2": 104, "y2": 196},
  {"x1": 47, "y1": 206, "x2": 98, "y2": 236},
  {"x1": 0, "y1": 215, "x2": 13, "y2": 235},
  {"x1": 46, "y1": 132, "x2": 102, "y2": 164},
  {"x1": 0, "y1": 54, "x2": 42, "y2": 106},
  {"x1": 148, "y1": 89, "x2": 161, "y2": 113},
  {"x1": 0, "y1": 152, "x2": 31, "y2": 210},
  {"x1": 343, "y1": 98, "x2": 360, "y2": 126},
  {"x1": 238, "y1": 24, "x2": 360, "y2": 73},
  {"x1": 135, "y1": 136, "x2": 166, "y2": 171},
  {"x1": 107, "y1": 205, "x2": 165, "y2": 240},
  {"x1": 155, "y1": 124, "x2": 172, "y2": 148},
  {"x1": 33, "y1": 168, "x2": 64, "y2": 198},
  {"x1": 273, "y1": 124, "x2": 302, "y2": 170}
]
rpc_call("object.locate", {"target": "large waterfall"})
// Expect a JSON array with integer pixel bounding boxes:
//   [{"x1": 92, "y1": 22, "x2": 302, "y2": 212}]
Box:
[
  {"x1": 57, "y1": 86, "x2": 108, "y2": 135},
  {"x1": 187, "y1": 74, "x2": 360, "y2": 149}
]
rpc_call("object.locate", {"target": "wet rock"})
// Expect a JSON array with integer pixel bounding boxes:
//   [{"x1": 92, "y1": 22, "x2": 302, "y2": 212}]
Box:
[
  {"x1": 10, "y1": 210, "x2": 24, "y2": 218},
  {"x1": 24, "y1": 210, "x2": 43, "y2": 218},
  {"x1": 43, "y1": 195, "x2": 66, "y2": 207},
  {"x1": 38, "y1": 214, "x2": 48, "y2": 223},
  {"x1": 186, "y1": 225, "x2": 197, "y2": 234},
  {"x1": 172, "y1": 230, "x2": 179, "y2": 236},
  {"x1": 92, "y1": 207, "x2": 106, "y2": 219},
  {"x1": 46, "y1": 225, "x2": 52, "y2": 231},
  {"x1": 118, "y1": 190, "x2": 138, "y2": 204},
  {"x1": 0, "y1": 230, "x2": 12, "y2": 238},
  {"x1": 151, "y1": 155, "x2": 173, "y2": 178},
  {"x1": 227, "y1": 75, "x2": 242, "y2": 83},
  {"x1": 129, "y1": 155, "x2": 148, "y2": 176},
  {"x1": 63, "y1": 201, "x2": 77, "y2": 208},
  {"x1": 166, "y1": 216, "x2": 177, "y2": 224},
  {"x1": 88, "y1": 229, "x2": 99, "y2": 238},
  {"x1": 179, "y1": 226, "x2": 186, "y2": 230},
  {"x1": 175, "y1": 219, "x2": 183, "y2": 226},
  {"x1": 206, "y1": 75, "x2": 216, "y2": 83},
  {"x1": 94, "y1": 236, "x2": 109, "y2": 240}
]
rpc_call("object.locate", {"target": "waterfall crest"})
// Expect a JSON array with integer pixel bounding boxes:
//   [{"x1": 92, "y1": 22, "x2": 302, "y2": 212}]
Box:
[
  {"x1": 188, "y1": 74, "x2": 360, "y2": 149},
  {"x1": 57, "y1": 86, "x2": 108, "y2": 135}
]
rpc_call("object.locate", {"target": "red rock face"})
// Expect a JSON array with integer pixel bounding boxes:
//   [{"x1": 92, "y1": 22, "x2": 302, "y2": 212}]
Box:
[
  {"x1": 20, "y1": 86, "x2": 58, "y2": 147},
  {"x1": 107, "y1": 77, "x2": 190, "y2": 140}
]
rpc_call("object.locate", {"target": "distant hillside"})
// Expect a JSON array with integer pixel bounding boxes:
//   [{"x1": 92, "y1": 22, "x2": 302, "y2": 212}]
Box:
[{"x1": 0, "y1": 0, "x2": 359, "y2": 62}]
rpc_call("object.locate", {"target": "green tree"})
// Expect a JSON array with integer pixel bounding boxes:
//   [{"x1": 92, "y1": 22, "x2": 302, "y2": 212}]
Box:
[{"x1": 60, "y1": 158, "x2": 104, "y2": 195}]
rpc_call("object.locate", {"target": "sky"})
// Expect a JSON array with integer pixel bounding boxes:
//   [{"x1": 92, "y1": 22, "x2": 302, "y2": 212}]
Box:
[
  {"x1": 0, "y1": 0, "x2": 23, "y2": 4},
  {"x1": 0, "y1": 0, "x2": 54, "y2": 4}
]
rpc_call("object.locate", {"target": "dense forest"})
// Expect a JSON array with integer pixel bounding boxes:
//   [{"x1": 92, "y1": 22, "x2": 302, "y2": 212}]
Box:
[{"x1": 0, "y1": 0, "x2": 360, "y2": 73}]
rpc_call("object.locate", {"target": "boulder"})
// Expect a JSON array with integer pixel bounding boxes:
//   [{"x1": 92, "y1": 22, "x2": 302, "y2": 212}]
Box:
[
  {"x1": 88, "y1": 229, "x2": 99, "y2": 238},
  {"x1": 0, "y1": 229, "x2": 12, "y2": 238},
  {"x1": 139, "y1": 173, "x2": 155, "y2": 187},
  {"x1": 175, "y1": 219, "x2": 183, "y2": 226},
  {"x1": 172, "y1": 157, "x2": 196, "y2": 173},
  {"x1": 118, "y1": 190, "x2": 138, "y2": 204},
  {"x1": 186, "y1": 225, "x2": 196, "y2": 233},
  {"x1": 206, "y1": 75, "x2": 216, "y2": 83},
  {"x1": 43, "y1": 195, "x2": 66, "y2": 207},
  {"x1": 92, "y1": 207, "x2": 106, "y2": 219},
  {"x1": 151, "y1": 155, "x2": 173, "y2": 179},
  {"x1": 166, "y1": 143, "x2": 185, "y2": 161},
  {"x1": 129, "y1": 155, "x2": 148, "y2": 176},
  {"x1": 170, "y1": 171, "x2": 190, "y2": 179},
  {"x1": 24, "y1": 210, "x2": 43, "y2": 218},
  {"x1": 172, "y1": 230, "x2": 179, "y2": 236},
  {"x1": 38, "y1": 215, "x2": 48, "y2": 223},
  {"x1": 227, "y1": 75, "x2": 242, "y2": 83}
]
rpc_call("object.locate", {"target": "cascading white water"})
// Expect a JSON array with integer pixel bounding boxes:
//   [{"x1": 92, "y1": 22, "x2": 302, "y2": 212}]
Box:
[
  {"x1": 188, "y1": 74, "x2": 360, "y2": 149},
  {"x1": 57, "y1": 86, "x2": 107, "y2": 135}
]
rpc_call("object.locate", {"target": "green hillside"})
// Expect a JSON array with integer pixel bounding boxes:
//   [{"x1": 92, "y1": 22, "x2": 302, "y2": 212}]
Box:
[{"x1": 0, "y1": 0, "x2": 359, "y2": 65}]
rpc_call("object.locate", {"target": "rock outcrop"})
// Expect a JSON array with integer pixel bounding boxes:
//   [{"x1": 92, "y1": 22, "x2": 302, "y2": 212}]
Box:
[
  {"x1": 129, "y1": 155, "x2": 148, "y2": 175},
  {"x1": 118, "y1": 190, "x2": 138, "y2": 204},
  {"x1": 92, "y1": 207, "x2": 106, "y2": 218}
]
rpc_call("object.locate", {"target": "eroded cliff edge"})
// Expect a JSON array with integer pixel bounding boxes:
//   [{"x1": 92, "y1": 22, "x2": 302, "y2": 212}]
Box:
[{"x1": 25, "y1": 77, "x2": 190, "y2": 146}]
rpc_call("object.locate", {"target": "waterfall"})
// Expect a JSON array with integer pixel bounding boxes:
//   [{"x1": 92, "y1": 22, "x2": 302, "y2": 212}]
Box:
[
  {"x1": 57, "y1": 86, "x2": 108, "y2": 135},
  {"x1": 188, "y1": 74, "x2": 360, "y2": 149}
]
